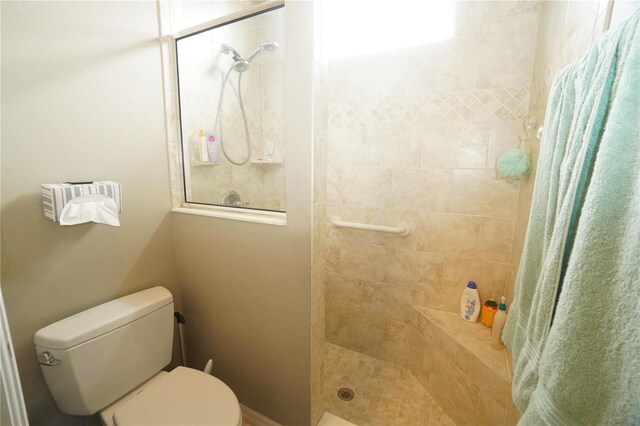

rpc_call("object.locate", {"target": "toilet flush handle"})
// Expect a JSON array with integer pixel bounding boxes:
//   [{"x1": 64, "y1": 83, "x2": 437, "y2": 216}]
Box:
[{"x1": 37, "y1": 351, "x2": 61, "y2": 366}]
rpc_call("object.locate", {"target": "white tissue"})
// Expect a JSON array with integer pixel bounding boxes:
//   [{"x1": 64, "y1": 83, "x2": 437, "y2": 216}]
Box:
[{"x1": 59, "y1": 194, "x2": 120, "y2": 227}]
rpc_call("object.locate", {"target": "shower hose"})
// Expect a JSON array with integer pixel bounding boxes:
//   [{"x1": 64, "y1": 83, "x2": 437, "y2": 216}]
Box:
[{"x1": 216, "y1": 65, "x2": 252, "y2": 166}]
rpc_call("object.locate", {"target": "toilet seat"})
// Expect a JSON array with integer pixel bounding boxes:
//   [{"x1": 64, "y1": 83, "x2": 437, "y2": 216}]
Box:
[{"x1": 111, "y1": 367, "x2": 242, "y2": 426}]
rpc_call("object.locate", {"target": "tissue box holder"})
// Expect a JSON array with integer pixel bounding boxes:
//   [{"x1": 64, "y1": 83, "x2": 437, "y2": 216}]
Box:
[{"x1": 42, "y1": 181, "x2": 122, "y2": 223}]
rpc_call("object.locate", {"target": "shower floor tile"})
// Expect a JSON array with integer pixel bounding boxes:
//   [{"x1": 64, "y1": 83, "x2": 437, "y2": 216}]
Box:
[{"x1": 323, "y1": 343, "x2": 455, "y2": 426}]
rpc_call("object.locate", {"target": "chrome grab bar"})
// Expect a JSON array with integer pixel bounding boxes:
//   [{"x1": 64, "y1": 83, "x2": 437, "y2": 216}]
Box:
[{"x1": 330, "y1": 217, "x2": 410, "y2": 236}]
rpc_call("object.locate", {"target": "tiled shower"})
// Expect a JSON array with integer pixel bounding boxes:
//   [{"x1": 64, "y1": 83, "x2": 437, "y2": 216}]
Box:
[
  {"x1": 322, "y1": 0, "x2": 538, "y2": 359},
  {"x1": 312, "y1": 1, "x2": 632, "y2": 425},
  {"x1": 313, "y1": 2, "x2": 538, "y2": 424}
]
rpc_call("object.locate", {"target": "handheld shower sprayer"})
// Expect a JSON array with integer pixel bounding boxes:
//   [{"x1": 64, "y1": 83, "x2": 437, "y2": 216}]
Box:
[
  {"x1": 247, "y1": 41, "x2": 279, "y2": 62},
  {"x1": 216, "y1": 40, "x2": 280, "y2": 165},
  {"x1": 221, "y1": 43, "x2": 249, "y2": 72}
]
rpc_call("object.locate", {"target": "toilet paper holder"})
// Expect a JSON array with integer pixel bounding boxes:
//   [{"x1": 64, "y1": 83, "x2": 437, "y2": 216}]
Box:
[{"x1": 41, "y1": 181, "x2": 122, "y2": 223}]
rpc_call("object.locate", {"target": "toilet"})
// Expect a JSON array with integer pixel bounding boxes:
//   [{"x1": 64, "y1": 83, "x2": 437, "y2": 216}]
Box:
[{"x1": 34, "y1": 286, "x2": 242, "y2": 425}]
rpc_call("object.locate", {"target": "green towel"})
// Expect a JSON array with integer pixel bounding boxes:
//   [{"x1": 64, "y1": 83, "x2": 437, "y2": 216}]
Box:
[{"x1": 503, "y1": 10, "x2": 640, "y2": 425}]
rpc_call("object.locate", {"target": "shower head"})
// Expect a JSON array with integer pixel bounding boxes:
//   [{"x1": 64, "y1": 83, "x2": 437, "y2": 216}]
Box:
[
  {"x1": 233, "y1": 59, "x2": 250, "y2": 73},
  {"x1": 247, "y1": 41, "x2": 279, "y2": 62},
  {"x1": 222, "y1": 43, "x2": 250, "y2": 72},
  {"x1": 262, "y1": 41, "x2": 279, "y2": 51}
]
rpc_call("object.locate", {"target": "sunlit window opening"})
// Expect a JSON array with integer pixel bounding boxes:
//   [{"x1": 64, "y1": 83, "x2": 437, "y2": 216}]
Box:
[{"x1": 323, "y1": 0, "x2": 456, "y2": 59}]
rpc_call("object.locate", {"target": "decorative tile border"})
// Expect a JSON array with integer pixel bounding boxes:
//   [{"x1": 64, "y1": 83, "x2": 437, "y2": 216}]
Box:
[{"x1": 328, "y1": 87, "x2": 530, "y2": 128}]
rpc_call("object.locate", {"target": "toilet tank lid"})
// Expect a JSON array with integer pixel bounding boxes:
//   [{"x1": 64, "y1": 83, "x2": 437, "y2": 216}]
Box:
[{"x1": 34, "y1": 286, "x2": 173, "y2": 350}]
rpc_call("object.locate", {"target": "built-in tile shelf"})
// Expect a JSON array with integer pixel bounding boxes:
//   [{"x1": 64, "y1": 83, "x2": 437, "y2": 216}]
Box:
[
  {"x1": 191, "y1": 159, "x2": 219, "y2": 166},
  {"x1": 410, "y1": 306, "x2": 519, "y2": 425},
  {"x1": 249, "y1": 158, "x2": 283, "y2": 165},
  {"x1": 415, "y1": 307, "x2": 510, "y2": 383}
]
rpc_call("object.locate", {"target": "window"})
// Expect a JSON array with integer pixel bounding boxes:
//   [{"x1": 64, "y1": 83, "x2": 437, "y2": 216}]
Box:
[
  {"x1": 175, "y1": 4, "x2": 286, "y2": 213},
  {"x1": 323, "y1": 0, "x2": 455, "y2": 59}
]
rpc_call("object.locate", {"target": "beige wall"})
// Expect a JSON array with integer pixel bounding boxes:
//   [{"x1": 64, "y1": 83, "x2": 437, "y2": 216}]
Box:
[
  {"x1": 0, "y1": 1, "x2": 180, "y2": 424},
  {"x1": 507, "y1": 0, "x2": 640, "y2": 300},
  {"x1": 324, "y1": 0, "x2": 539, "y2": 366},
  {"x1": 170, "y1": 2, "x2": 315, "y2": 425}
]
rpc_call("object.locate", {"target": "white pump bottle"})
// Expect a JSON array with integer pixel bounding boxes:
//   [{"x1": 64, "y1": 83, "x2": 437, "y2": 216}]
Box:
[{"x1": 491, "y1": 296, "x2": 508, "y2": 349}]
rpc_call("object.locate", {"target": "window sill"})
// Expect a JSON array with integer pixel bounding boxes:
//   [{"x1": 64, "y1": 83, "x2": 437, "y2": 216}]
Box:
[{"x1": 171, "y1": 205, "x2": 286, "y2": 226}]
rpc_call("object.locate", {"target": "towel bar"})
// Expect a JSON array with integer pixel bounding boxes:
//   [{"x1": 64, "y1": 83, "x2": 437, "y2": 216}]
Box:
[{"x1": 330, "y1": 217, "x2": 410, "y2": 236}]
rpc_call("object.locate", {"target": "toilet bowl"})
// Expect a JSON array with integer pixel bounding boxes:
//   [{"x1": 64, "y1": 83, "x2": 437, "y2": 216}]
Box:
[
  {"x1": 34, "y1": 287, "x2": 241, "y2": 425},
  {"x1": 101, "y1": 367, "x2": 241, "y2": 426}
]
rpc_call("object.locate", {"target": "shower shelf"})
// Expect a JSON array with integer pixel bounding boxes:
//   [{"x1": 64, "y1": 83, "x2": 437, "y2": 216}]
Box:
[
  {"x1": 414, "y1": 307, "x2": 510, "y2": 382},
  {"x1": 411, "y1": 307, "x2": 513, "y2": 424},
  {"x1": 249, "y1": 158, "x2": 283, "y2": 164}
]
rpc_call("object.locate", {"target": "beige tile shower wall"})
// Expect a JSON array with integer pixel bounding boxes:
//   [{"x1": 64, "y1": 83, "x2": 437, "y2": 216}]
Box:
[
  {"x1": 324, "y1": 1, "x2": 540, "y2": 366},
  {"x1": 507, "y1": 0, "x2": 640, "y2": 302}
]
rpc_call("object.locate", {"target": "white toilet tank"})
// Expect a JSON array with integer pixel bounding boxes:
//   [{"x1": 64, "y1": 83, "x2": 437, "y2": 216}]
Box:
[{"x1": 34, "y1": 286, "x2": 174, "y2": 416}]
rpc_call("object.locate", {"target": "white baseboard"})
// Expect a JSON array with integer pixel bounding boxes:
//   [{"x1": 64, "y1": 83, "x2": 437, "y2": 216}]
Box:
[{"x1": 240, "y1": 404, "x2": 282, "y2": 426}]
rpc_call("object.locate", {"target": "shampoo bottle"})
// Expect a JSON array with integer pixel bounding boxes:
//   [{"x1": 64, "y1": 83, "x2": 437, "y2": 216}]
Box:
[
  {"x1": 480, "y1": 298, "x2": 498, "y2": 327},
  {"x1": 460, "y1": 281, "x2": 481, "y2": 322},
  {"x1": 491, "y1": 297, "x2": 508, "y2": 349},
  {"x1": 206, "y1": 131, "x2": 219, "y2": 163},
  {"x1": 198, "y1": 129, "x2": 209, "y2": 163}
]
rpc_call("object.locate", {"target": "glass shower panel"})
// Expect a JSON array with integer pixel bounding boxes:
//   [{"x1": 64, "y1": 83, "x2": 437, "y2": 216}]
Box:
[{"x1": 176, "y1": 5, "x2": 285, "y2": 212}]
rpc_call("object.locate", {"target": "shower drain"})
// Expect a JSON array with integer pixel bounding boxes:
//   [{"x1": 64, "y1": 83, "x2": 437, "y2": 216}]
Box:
[{"x1": 337, "y1": 387, "x2": 355, "y2": 401}]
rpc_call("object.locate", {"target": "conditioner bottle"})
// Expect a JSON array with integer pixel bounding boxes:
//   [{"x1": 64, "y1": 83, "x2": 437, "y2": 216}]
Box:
[{"x1": 491, "y1": 297, "x2": 508, "y2": 349}]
